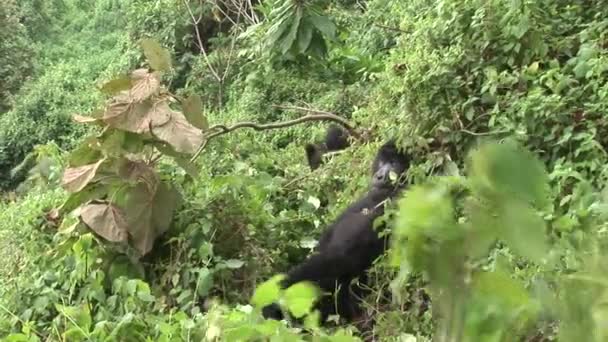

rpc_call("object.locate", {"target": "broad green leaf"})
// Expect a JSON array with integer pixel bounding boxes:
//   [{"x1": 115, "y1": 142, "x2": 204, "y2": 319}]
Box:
[
  {"x1": 68, "y1": 137, "x2": 103, "y2": 166},
  {"x1": 308, "y1": 13, "x2": 337, "y2": 41},
  {"x1": 181, "y1": 94, "x2": 208, "y2": 130},
  {"x1": 58, "y1": 183, "x2": 108, "y2": 214},
  {"x1": 196, "y1": 267, "x2": 214, "y2": 297},
  {"x1": 297, "y1": 17, "x2": 314, "y2": 53},
  {"x1": 151, "y1": 180, "x2": 181, "y2": 235},
  {"x1": 100, "y1": 76, "x2": 132, "y2": 95},
  {"x1": 251, "y1": 275, "x2": 285, "y2": 308},
  {"x1": 141, "y1": 39, "x2": 172, "y2": 72},
  {"x1": 62, "y1": 159, "x2": 104, "y2": 193},
  {"x1": 80, "y1": 202, "x2": 129, "y2": 243},
  {"x1": 283, "y1": 281, "x2": 320, "y2": 318},
  {"x1": 499, "y1": 200, "x2": 548, "y2": 263},
  {"x1": 469, "y1": 140, "x2": 549, "y2": 207},
  {"x1": 279, "y1": 9, "x2": 302, "y2": 54}
]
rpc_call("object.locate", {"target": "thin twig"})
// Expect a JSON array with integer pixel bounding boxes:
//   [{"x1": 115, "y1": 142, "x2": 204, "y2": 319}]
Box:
[
  {"x1": 190, "y1": 113, "x2": 356, "y2": 162},
  {"x1": 460, "y1": 128, "x2": 510, "y2": 136},
  {"x1": 373, "y1": 23, "x2": 408, "y2": 33}
]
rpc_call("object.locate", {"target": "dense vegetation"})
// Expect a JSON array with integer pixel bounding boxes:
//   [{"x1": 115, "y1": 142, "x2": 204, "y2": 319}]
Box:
[{"x1": 2, "y1": 0, "x2": 608, "y2": 341}]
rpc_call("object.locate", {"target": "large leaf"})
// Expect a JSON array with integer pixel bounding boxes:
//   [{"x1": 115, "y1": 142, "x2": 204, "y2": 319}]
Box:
[
  {"x1": 308, "y1": 13, "x2": 337, "y2": 41},
  {"x1": 103, "y1": 98, "x2": 171, "y2": 134},
  {"x1": 119, "y1": 179, "x2": 180, "y2": 256},
  {"x1": 251, "y1": 275, "x2": 285, "y2": 308},
  {"x1": 181, "y1": 94, "x2": 208, "y2": 130},
  {"x1": 151, "y1": 110, "x2": 203, "y2": 154},
  {"x1": 121, "y1": 183, "x2": 156, "y2": 256},
  {"x1": 80, "y1": 202, "x2": 129, "y2": 243},
  {"x1": 141, "y1": 39, "x2": 172, "y2": 72},
  {"x1": 129, "y1": 69, "x2": 161, "y2": 102},
  {"x1": 469, "y1": 140, "x2": 549, "y2": 207},
  {"x1": 283, "y1": 282, "x2": 320, "y2": 318},
  {"x1": 62, "y1": 159, "x2": 104, "y2": 193}
]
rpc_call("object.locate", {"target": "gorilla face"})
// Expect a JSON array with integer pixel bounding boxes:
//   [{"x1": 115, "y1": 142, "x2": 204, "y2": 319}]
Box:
[{"x1": 371, "y1": 141, "x2": 410, "y2": 189}]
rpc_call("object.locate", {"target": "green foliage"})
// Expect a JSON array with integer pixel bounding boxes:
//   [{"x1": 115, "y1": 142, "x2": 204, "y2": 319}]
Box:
[
  {"x1": 0, "y1": 0, "x2": 35, "y2": 113},
  {"x1": 4, "y1": 0, "x2": 608, "y2": 340},
  {"x1": 246, "y1": 0, "x2": 337, "y2": 60}
]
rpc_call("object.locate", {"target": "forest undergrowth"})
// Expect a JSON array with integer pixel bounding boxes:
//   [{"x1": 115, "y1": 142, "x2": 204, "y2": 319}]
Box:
[{"x1": 2, "y1": 0, "x2": 608, "y2": 341}]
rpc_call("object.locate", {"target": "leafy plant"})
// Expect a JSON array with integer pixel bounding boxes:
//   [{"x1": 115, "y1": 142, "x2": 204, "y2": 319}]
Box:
[{"x1": 57, "y1": 39, "x2": 205, "y2": 258}]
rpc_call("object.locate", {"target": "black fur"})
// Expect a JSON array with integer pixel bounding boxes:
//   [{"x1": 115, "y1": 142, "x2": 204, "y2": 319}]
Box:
[
  {"x1": 305, "y1": 125, "x2": 351, "y2": 170},
  {"x1": 263, "y1": 140, "x2": 411, "y2": 324}
]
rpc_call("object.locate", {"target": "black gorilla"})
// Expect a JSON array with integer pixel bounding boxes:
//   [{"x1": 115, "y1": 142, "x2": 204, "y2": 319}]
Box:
[
  {"x1": 305, "y1": 125, "x2": 351, "y2": 170},
  {"x1": 263, "y1": 140, "x2": 411, "y2": 324}
]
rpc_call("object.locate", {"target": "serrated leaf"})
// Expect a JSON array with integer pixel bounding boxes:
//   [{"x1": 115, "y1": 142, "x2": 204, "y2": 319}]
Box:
[
  {"x1": 182, "y1": 95, "x2": 208, "y2": 130},
  {"x1": 62, "y1": 159, "x2": 104, "y2": 193},
  {"x1": 81, "y1": 202, "x2": 128, "y2": 243},
  {"x1": 151, "y1": 110, "x2": 203, "y2": 154},
  {"x1": 251, "y1": 275, "x2": 285, "y2": 308},
  {"x1": 141, "y1": 39, "x2": 172, "y2": 72},
  {"x1": 100, "y1": 76, "x2": 132, "y2": 95},
  {"x1": 283, "y1": 282, "x2": 320, "y2": 318}
]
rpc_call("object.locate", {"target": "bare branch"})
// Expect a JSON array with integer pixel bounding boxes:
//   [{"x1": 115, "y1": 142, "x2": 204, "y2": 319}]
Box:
[
  {"x1": 183, "y1": 0, "x2": 222, "y2": 82},
  {"x1": 190, "y1": 112, "x2": 357, "y2": 162}
]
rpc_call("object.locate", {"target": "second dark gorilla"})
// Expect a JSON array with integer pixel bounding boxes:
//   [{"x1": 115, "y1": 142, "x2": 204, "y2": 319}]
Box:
[
  {"x1": 263, "y1": 140, "x2": 411, "y2": 324},
  {"x1": 305, "y1": 125, "x2": 351, "y2": 170}
]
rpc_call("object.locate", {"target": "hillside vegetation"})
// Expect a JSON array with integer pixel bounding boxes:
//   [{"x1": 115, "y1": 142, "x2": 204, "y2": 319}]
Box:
[{"x1": 1, "y1": 0, "x2": 608, "y2": 341}]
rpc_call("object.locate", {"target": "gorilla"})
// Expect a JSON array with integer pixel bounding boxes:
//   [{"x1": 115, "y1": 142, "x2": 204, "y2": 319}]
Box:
[
  {"x1": 263, "y1": 140, "x2": 411, "y2": 324},
  {"x1": 305, "y1": 125, "x2": 351, "y2": 170}
]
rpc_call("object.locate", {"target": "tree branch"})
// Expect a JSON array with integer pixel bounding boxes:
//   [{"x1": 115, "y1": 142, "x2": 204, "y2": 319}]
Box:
[{"x1": 190, "y1": 112, "x2": 357, "y2": 162}]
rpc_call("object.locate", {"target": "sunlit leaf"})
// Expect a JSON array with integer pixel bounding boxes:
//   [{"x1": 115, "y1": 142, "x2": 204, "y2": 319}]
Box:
[
  {"x1": 251, "y1": 275, "x2": 285, "y2": 308},
  {"x1": 62, "y1": 159, "x2": 104, "y2": 193},
  {"x1": 129, "y1": 69, "x2": 161, "y2": 102},
  {"x1": 283, "y1": 281, "x2": 320, "y2": 318}
]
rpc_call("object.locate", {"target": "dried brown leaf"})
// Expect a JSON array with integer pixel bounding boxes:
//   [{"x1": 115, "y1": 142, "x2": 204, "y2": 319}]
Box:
[
  {"x1": 129, "y1": 69, "x2": 161, "y2": 102},
  {"x1": 81, "y1": 202, "x2": 128, "y2": 243},
  {"x1": 151, "y1": 111, "x2": 203, "y2": 154},
  {"x1": 62, "y1": 159, "x2": 104, "y2": 193}
]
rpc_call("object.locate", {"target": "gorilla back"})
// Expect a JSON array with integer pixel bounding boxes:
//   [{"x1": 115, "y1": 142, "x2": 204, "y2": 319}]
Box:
[{"x1": 263, "y1": 140, "x2": 411, "y2": 324}]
